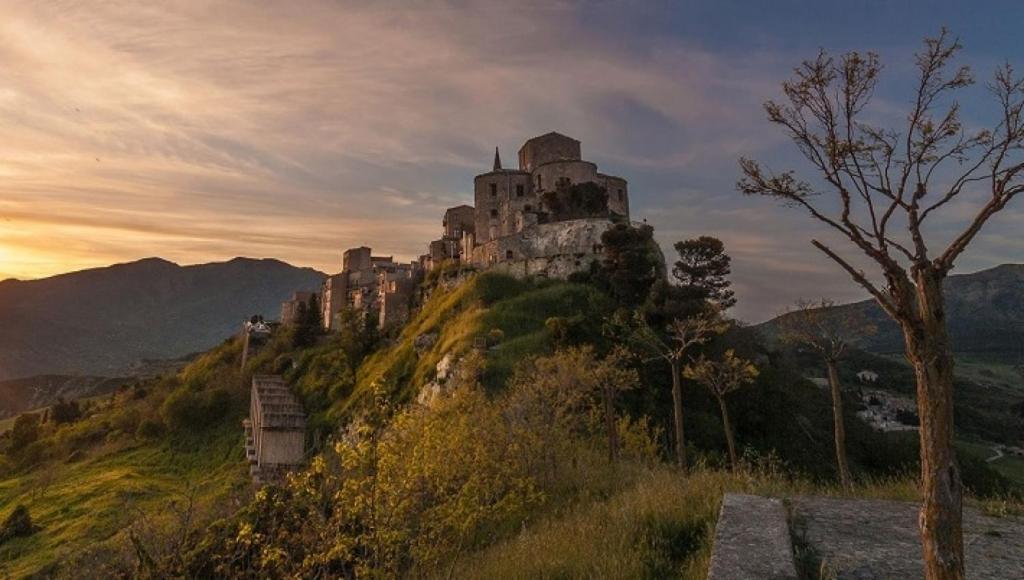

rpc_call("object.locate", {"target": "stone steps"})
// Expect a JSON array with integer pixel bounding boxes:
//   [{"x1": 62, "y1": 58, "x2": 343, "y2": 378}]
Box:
[{"x1": 707, "y1": 493, "x2": 798, "y2": 580}]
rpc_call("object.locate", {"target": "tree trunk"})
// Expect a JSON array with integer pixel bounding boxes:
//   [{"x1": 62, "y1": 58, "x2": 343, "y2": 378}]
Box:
[
  {"x1": 604, "y1": 384, "x2": 619, "y2": 463},
  {"x1": 717, "y1": 396, "x2": 738, "y2": 470},
  {"x1": 902, "y1": 268, "x2": 964, "y2": 580},
  {"x1": 825, "y1": 358, "x2": 852, "y2": 490},
  {"x1": 670, "y1": 359, "x2": 687, "y2": 472}
]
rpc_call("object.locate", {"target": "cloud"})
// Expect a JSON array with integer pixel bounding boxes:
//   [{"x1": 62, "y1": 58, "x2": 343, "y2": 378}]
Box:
[{"x1": 0, "y1": 0, "x2": 1019, "y2": 322}]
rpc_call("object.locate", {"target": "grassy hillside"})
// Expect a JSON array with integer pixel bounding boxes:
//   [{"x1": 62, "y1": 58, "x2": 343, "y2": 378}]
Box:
[
  {"x1": 0, "y1": 341, "x2": 252, "y2": 577},
  {"x1": 0, "y1": 271, "x2": 1019, "y2": 577},
  {"x1": 325, "y1": 273, "x2": 615, "y2": 419}
]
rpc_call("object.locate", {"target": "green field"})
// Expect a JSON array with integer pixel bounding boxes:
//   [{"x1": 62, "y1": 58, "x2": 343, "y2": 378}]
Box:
[{"x1": 0, "y1": 407, "x2": 249, "y2": 577}]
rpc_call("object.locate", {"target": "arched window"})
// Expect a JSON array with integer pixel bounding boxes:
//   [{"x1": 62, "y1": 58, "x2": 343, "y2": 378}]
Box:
[{"x1": 505, "y1": 250, "x2": 514, "y2": 260}]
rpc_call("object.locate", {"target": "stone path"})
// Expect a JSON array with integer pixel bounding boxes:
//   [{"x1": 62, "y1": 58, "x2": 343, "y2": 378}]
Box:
[
  {"x1": 790, "y1": 496, "x2": 1024, "y2": 579},
  {"x1": 708, "y1": 494, "x2": 1024, "y2": 579},
  {"x1": 707, "y1": 494, "x2": 798, "y2": 580}
]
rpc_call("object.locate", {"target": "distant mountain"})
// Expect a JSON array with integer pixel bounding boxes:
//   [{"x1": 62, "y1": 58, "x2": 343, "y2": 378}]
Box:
[
  {"x1": 0, "y1": 375, "x2": 127, "y2": 420},
  {"x1": 762, "y1": 264, "x2": 1024, "y2": 361},
  {"x1": 0, "y1": 257, "x2": 325, "y2": 380}
]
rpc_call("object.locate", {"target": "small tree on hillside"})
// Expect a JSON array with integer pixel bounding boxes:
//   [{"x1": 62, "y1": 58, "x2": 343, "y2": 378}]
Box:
[
  {"x1": 684, "y1": 350, "x2": 759, "y2": 470},
  {"x1": 629, "y1": 310, "x2": 728, "y2": 471},
  {"x1": 672, "y1": 236, "x2": 737, "y2": 311},
  {"x1": 509, "y1": 346, "x2": 639, "y2": 463},
  {"x1": 778, "y1": 299, "x2": 875, "y2": 489},
  {"x1": 738, "y1": 30, "x2": 1024, "y2": 578},
  {"x1": 597, "y1": 223, "x2": 661, "y2": 307}
]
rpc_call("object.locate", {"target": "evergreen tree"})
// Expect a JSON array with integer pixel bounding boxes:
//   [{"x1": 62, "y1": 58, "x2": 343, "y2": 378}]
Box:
[
  {"x1": 672, "y1": 236, "x2": 736, "y2": 310},
  {"x1": 597, "y1": 223, "x2": 661, "y2": 307}
]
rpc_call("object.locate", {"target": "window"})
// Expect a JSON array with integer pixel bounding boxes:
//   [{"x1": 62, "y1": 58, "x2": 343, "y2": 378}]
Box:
[
  {"x1": 536, "y1": 174, "x2": 542, "y2": 189},
  {"x1": 489, "y1": 183, "x2": 497, "y2": 196},
  {"x1": 516, "y1": 184, "x2": 524, "y2": 197},
  {"x1": 490, "y1": 209, "x2": 498, "y2": 218},
  {"x1": 505, "y1": 250, "x2": 514, "y2": 260},
  {"x1": 524, "y1": 205, "x2": 532, "y2": 212},
  {"x1": 617, "y1": 189, "x2": 624, "y2": 201}
]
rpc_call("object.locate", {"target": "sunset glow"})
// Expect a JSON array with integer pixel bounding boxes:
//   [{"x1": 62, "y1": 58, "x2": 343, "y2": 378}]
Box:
[{"x1": 3, "y1": 1, "x2": 1024, "y2": 320}]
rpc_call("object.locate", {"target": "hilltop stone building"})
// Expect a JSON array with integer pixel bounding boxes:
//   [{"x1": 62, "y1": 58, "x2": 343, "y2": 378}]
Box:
[
  {"x1": 244, "y1": 375, "x2": 306, "y2": 485},
  {"x1": 320, "y1": 246, "x2": 419, "y2": 330},
  {"x1": 280, "y1": 131, "x2": 636, "y2": 335},
  {"x1": 423, "y1": 132, "x2": 631, "y2": 278},
  {"x1": 280, "y1": 291, "x2": 317, "y2": 326}
]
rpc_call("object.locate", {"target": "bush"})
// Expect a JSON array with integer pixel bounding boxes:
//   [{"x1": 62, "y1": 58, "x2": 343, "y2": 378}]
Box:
[
  {"x1": 136, "y1": 418, "x2": 165, "y2": 439},
  {"x1": 160, "y1": 385, "x2": 234, "y2": 431},
  {"x1": 159, "y1": 386, "x2": 200, "y2": 430},
  {"x1": 51, "y1": 398, "x2": 82, "y2": 425},
  {"x1": 8, "y1": 413, "x2": 41, "y2": 451},
  {"x1": 110, "y1": 407, "x2": 141, "y2": 434},
  {"x1": 0, "y1": 505, "x2": 35, "y2": 544}
]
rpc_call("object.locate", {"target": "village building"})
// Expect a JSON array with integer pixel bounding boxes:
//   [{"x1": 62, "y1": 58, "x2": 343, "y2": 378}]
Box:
[
  {"x1": 279, "y1": 291, "x2": 318, "y2": 325},
  {"x1": 244, "y1": 375, "x2": 306, "y2": 485},
  {"x1": 320, "y1": 246, "x2": 419, "y2": 330}
]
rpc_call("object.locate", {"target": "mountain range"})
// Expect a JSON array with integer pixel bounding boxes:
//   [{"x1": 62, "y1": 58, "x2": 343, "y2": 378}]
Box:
[
  {"x1": 0, "y1": 257, "x2": 325, "y2": 381},
  {"x1": 762, "y1": 263, "x2": 1024, "y2": 362}
]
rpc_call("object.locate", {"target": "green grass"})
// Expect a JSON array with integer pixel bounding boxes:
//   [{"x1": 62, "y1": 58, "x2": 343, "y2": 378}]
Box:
[
  {"x1": 0, "y1": 420, "x2": 248, "y2": 577},
  {"x1": 329, "y1": 273, "x2": 613, "y2": 418},
  {"x1": 958, "y1": 439, "x2": 1024, "y2": 486}
]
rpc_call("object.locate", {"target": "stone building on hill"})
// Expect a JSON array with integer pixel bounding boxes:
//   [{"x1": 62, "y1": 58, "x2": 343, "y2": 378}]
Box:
[
  {"x1": 244, "y1": 374, "x2": 306, "y2": 485},
  {"x1": 280, "y1": 291, "x2": 318, "y2": 325},
  {"x1": 320, "y1": 246, "x2": 419, "y2": 330},
  {"x1": 423, "y1": 132, "x2": 633, "y2": 279}
]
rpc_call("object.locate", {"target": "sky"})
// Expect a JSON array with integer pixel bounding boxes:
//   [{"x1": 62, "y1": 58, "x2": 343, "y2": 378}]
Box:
[{"x1": 2, "y1": 0, "x2": 1024, "y2": 322}]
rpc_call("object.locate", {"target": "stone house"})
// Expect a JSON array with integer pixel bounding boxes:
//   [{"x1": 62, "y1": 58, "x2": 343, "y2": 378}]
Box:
[
  {"x1": 320, "y1": 246, "x2": 419, "y2": 330},
  {"x1": 279, "y1": 291, "x2": 318, "y2": 325}
]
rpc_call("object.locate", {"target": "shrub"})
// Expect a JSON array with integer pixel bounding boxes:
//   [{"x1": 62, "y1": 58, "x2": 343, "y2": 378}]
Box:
[
  {"x1": 51, "y1": 398, "x2": 82, "y2": 425},
  {"x1": 160, "y1": 386, "x2": 202, "y2": 431},
  {"x1": 8, "y1": 413, "x2": 41, "y2": 451},
  {"x1": 0, "y1": 505, "x2": 35, "y2": 544},
  {"x1": 110, "y1": 407, "x2": 141, "y2": 434},
  {"x1": 136, "y1": 418, "x2": 165, "y2": 439},
  {"x1": 160, "y1": 385, "x2": 234, "y2": 431}
]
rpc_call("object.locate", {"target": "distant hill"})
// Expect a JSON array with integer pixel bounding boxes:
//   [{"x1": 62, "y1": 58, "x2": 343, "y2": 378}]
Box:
[
  {"x1": 0, "y1": 257, "x2": 325, "y2": 380},
  {"x1": 762, "y1": 263, "x2": 1024, "y2": 362},
  {"x1": 0, "y1": 375, "x2": 127, "y2": 421}
]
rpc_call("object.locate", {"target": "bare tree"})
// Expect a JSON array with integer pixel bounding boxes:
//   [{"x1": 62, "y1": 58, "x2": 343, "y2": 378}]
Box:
[
  {"x1": 778, "y1": 299, "x2": 875, "y2": 490},
  {"x1": 683, "y1": 350, "x2": 759, "y2": 470},
  {"x1": 738, "y1": 29, "x2": 1024, "y2": 579},
  {"x1": 629, "y1": 311, "x2": 728, "y2": 472}
]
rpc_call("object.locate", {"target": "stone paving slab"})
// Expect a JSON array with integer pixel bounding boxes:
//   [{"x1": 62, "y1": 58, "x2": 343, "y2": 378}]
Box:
[
  {"x1": 707, "y1": 493, "x2": 798, "y2": 580},
  {"x1": 790, "y1": 496, "x2": 1024, "y2": 579}
]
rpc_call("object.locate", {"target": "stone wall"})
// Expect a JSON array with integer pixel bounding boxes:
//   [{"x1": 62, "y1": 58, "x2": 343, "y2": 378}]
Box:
[{"x1": 470, "y1": 217, "x2": 613, "y2": 279}]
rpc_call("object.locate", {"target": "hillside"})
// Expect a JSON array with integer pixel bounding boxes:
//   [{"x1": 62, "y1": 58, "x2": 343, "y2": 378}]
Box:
[
  {"x1": 763, "y1": 263, "x2": 1024, "y2": 362},
  {"x1": 0, "y1": 257, "x2": 325, "y2": 381},
  {"x1": 0, "y1": 272, "x2": 1018, "y2": 578},
  {"x1": 0, "y1": 375, "x2": 127, "y2": 422}
]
